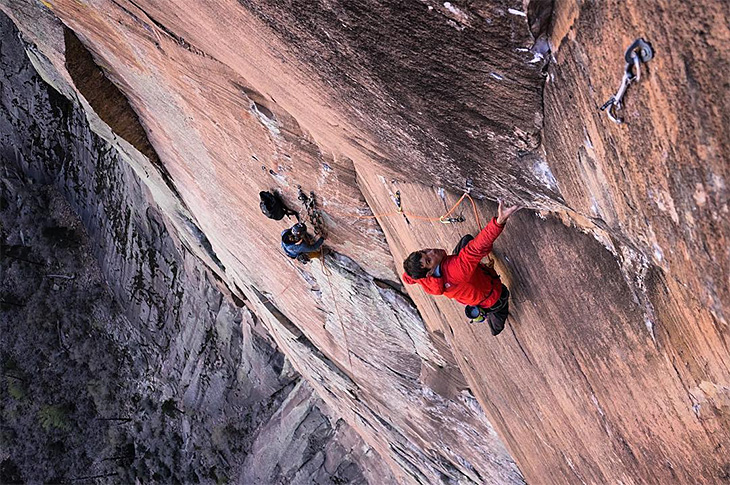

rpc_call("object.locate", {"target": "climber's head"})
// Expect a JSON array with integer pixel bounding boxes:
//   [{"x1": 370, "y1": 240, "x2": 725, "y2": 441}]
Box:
[
  {"x1": 283, "y1": 224, "x2": 306, "y2": 245},
  {"x1": 403, "y1": 248, "x2": 446, "y2": 279},
  {"x1": 282, "y1": 222, "x2": 307, "y2": 244},
  {"x1": 291, "y1": 222, "x2": 307, "y2": 238}
]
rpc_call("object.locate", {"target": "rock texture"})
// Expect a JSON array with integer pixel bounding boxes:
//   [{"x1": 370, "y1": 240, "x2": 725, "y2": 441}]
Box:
[
  {"x1": 0, "y1": 16, "x2": 391, "y2": 484},
  {"x1": 535, "y1": 1, "x2": 730, "y2": 481},
  {"x1": 1, "y1": 0, "x2": 729, "y2": 483}
]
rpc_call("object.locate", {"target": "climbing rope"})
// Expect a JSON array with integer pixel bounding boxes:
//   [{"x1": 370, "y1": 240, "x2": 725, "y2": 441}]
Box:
[
  {"x1": 600, "y1": 38, "x2": 654, "y2": 124},
  {"x1": 320, "y1": 251, "x2": 355, "y2": 376},
  {"x1": 327, "y1": 190, "x2": 483, "y2": 229},
  {"x1": 257, "y1": 278, "x2": 294, "y2": 306}
]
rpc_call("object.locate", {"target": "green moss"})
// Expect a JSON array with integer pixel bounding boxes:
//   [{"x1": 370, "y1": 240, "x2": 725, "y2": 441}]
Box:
[
  {"x1": 38, "y1": 405, "x2": 70, "y2": 431},
  {"x1": 7, "y1": 377, "x2": 26, "y2": 400}
]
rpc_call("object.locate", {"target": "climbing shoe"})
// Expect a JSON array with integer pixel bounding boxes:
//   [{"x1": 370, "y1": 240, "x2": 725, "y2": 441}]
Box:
[{"x1": 465, "y1": 305, "x2": 486, "y2": 324}]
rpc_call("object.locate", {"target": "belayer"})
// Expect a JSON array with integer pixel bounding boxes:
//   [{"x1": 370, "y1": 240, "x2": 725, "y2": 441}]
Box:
[
  {"x1": 402, "y1": 201, "x2": 521, "y2": 336},
  {"x1": 281, "y1": 222, "x2": 325, "y2": 263}
]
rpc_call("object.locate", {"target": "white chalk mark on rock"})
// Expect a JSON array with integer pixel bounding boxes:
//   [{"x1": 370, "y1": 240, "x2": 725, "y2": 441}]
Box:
[
  {"x1": 532, "y1": 159, "x2": 558, "y2": 190},
  {"x1": 529, "y1": 52, "x2": 544, "y2": 64}
]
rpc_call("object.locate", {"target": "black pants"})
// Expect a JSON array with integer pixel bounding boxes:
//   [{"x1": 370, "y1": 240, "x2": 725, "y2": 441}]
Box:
[
  {"x1": 484, "y1": 285, "x2": 509, "y2": 335},
  {"x1": 452, "y1": 234, "x2": 474, "y2": 255},
  {"x1": 454, "y1": 235, "x2": 509, "y2": 335}
]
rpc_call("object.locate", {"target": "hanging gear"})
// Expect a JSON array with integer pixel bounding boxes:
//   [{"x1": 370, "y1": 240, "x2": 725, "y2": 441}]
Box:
[
  {"x1": 297, "y1": 187, "x2": 327, "y2": 237},
  {"x1": 600, "y1": 38, "x2": 654, "y2": 124},
  {"x1": 440, "y1": 214, "x2": 466, "y2": 224},
  {"x1": 395, "y1": 190, "x2": 403, "y2": 213}
]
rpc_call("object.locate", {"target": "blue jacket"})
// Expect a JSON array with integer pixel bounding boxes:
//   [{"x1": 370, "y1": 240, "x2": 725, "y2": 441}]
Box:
[{"x1": 281, "y1": 229, "x2": 324, "y2": 258}]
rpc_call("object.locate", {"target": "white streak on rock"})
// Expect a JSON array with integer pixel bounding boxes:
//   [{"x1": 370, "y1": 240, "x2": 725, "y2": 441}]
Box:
[
  {"x1": 694, "y1": 183, "x2": 708, "y2": 207},
  {"x1": 590, "y1": 196, "x2": 600, "y2": 217},
  {"x1": 590, "y1": 394, "x2": 605, "y2": 417},
  {"x1": 533, "y1": 159, "x2": 558, "y2": 190},
  {"x1": 653, "y1": 243, "x2": 664, "y2": 262},
  {"x1": 645, "y1": 317, "x2": 657, "y2": 344},
  {"x1": 251, "y1": 104, "x2": 280, "y2": 137},
  {"x1": 507, "y1": 8, "x2": 527, "y2": 16},
  {"x1": 442, "y1": 2, "x2": 470, "y2": 27}
]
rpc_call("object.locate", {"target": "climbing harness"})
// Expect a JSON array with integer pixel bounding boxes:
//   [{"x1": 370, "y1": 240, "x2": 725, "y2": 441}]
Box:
[
  {"x1": 600, "y1": 38, "x2": 654, "y2": 124},
  {"x1": 465, "y1": 305, "x2": 487, "y2": 324}
]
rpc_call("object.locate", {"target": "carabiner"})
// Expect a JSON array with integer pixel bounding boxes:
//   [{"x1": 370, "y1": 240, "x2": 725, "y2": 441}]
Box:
[
  {"x1": 439, "y1": 215, "x2": 465, "y2": 224},
  {"x1": 600, "y1": 38, "x2": 654, "y2": 124},
  {"x1": 604, "y1": 100, "x2": 623, "y2": 124}
]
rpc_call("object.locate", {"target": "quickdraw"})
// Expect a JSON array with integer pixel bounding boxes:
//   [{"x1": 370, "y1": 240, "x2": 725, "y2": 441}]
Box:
[
  {"x1": 439, "y1": 214, "x2": 465, "y2": 224},
  {"x1": 600, "y1": 38, "x2": 654, "y2": 124}
]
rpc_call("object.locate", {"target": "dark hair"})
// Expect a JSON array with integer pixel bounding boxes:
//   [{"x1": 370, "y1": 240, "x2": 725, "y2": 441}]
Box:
[{"x1": 403, "y1": 251, "x2": 428, "y2": 279}]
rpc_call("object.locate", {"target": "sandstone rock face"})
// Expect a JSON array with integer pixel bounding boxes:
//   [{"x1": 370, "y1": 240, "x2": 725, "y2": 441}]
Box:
[
  {"x1": 1, "y1": 0, "x2": 729, "y2": 482},
  {"x1": 0, "y1": 16, "x2": 391, "y2": 484},
  {"x1": 533, "y1": 1, "x2": 730, "y2": 481}
]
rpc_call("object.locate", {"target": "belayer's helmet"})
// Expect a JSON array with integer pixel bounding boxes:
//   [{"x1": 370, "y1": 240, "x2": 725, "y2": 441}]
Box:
[{"x1": 291, "y1": 222, "x2": 307, "y2": 238}]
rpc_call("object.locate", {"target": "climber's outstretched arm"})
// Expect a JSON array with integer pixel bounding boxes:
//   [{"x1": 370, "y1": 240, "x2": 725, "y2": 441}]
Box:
[{"x1": 449, "y1": 201, "x2": 521, "y2": 284}]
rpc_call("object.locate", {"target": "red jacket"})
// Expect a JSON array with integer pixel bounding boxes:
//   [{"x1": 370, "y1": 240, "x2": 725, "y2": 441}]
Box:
[{"x1": 402, "y1": 218, "x2": 505, "y2": 308}]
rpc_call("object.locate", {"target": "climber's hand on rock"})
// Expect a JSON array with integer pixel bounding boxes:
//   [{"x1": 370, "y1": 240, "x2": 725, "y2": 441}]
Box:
[{"x1": 497, "y1": 199, "x2": 522, "y2": 225}]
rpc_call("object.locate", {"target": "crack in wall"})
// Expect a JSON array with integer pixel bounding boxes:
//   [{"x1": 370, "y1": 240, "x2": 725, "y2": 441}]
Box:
[
  {"x1": 669, "y1": 356, "x2": 703, "y2": 420},
  {"x1": 507, "y1": 324, "x2": 533, "y2": 366},
  {"x1": 63, "y1": 26, "x2": 183, "y2": 203}
]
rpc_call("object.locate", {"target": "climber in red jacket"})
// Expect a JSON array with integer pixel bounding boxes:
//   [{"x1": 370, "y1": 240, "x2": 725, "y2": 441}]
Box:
[{"x1": 402, "y1": 201, "x2": 521, "y2": 336}]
